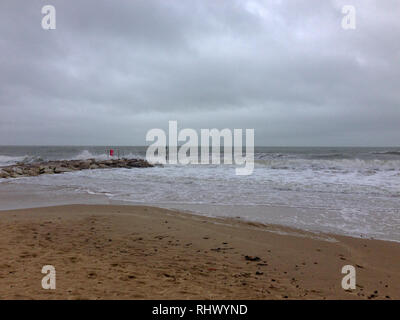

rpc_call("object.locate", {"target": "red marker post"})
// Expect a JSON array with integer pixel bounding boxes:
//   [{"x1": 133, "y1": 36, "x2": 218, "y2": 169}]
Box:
[{"x1": 109, "y1": 149, "x2": 114, "y2": 157}]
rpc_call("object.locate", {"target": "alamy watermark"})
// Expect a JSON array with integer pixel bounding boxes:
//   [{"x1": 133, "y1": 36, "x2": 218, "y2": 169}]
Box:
[
  {"x1": 41, "y1": 265, "x2": 56, "y2": 290},
  {"x1": 341, "y1": 265, "x2": 356, "y2": 290},
  {"x1": 342, "y1": 5, "x2": 356, "y2": 30},
  {"x1": 41, "y1": 5, "x2": 56, "y2": 30},
  {"x1": 146, "y1": 121, "x2": 254, "y2": 175}
]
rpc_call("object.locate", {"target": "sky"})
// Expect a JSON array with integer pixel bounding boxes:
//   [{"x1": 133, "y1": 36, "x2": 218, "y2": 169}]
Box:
[{"x1": 0, "y1": 0, "x2": 399, "y2": 146}]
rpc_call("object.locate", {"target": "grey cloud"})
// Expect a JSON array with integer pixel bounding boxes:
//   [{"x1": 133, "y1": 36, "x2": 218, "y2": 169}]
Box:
[{"x1": 0, "y1": 0, "x2": 399, "y2": 145}]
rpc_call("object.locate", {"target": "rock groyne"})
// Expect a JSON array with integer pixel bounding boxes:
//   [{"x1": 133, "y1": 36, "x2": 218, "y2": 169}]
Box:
[{"x1": 0, "y1": 158, "x2": 153, "y2": 179}]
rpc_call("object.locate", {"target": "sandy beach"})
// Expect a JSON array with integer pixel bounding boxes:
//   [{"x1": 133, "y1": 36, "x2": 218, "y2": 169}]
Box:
[{"x1": 0, "y1": 204, "x2": 399, "y2": 300}]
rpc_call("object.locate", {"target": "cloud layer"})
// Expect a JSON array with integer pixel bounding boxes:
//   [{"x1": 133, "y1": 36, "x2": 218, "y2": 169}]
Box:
[{"x1": 1, "y1": 0, "x2": 399, "y2": 145}]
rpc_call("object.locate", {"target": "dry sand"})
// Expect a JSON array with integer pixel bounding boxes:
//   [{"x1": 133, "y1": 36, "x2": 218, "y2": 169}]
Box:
[{"x1": 0, "y1": 204, "x2": 399, "y2": 300}]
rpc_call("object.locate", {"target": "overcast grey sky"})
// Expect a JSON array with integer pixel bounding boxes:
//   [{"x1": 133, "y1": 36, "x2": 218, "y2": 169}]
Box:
[{"x1": 0, "y1": 0, "x2": 399, "y2": 146}]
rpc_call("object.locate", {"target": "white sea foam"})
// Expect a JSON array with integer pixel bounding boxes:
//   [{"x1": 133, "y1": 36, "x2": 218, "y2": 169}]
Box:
[
  {"x1": 2, "y1": 147, "x2": 400, "y2": 241},
  {"x1": 254, "y1": 158, "x2": 400, "y2": 172},
  {"x1": 68, "y1": 149, "x2": 144, "y2": 161},
  {"x1": 0, "y1": 155, "x2": 37, "y2": 166}
]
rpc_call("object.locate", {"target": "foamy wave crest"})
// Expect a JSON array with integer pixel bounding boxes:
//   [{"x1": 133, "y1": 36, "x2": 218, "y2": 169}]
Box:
[
  {"x1": 70, "y1": 150, "x2": 144, "y2": 161},
  {"x1": 0, "y1": 155, "x2": 42, "y2": 167},
  {"x1": 254, "y1": 158, "x2": 400, "y2": 172},
  {"x1": 308, "y1": 153, "x2": 345, "y2": 159},
  {"x1": 371, "y1": 150, "x2": 400, "y2": 156},
  {"x1": 72, "y1": 150, "x2": 107, "y2": 160}
]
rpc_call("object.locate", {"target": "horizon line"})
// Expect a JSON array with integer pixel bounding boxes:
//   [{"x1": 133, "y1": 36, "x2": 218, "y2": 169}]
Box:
[{"x1": 0, "y1": 145, "x2": 399, "y2": 148}]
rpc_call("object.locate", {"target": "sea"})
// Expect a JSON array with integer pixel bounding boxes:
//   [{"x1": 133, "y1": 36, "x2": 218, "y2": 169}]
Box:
[{"x1": 0, "y1": 146, "x2": 399, "y2": 242}]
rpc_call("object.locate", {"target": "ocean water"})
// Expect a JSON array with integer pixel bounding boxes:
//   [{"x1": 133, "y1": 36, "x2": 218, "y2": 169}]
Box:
[{"x1": 0, "y1": 146, "x2": 399, "y2": 242}]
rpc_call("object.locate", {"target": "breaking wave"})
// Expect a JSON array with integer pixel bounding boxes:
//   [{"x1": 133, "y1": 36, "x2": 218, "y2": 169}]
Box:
[
  {"x1": 69, "y1": 150, "x2": 144, "y2": 161},
  {"x1": 0, "y1": 155, "x2": 42, "y2": 167},
  {"x1": 371, "y1": 150, "x2": 400, "y2": 156},
  {"x1": 254, "y1": 158, "x2": 400, "y2": 172}
]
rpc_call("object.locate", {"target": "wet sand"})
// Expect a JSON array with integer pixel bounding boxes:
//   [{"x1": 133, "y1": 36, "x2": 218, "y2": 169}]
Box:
[{"x1": 0, "y1": 204, "x2": 399, "y2": 299}]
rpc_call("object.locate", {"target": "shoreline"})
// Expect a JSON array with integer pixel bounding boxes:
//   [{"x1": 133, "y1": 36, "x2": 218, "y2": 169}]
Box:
[
  {"x1": 1, "y1": 184, "x2": 397, "y2": 243},
  {"x1": 0, "y1": 204, "x2": 399, "y2": 299}
]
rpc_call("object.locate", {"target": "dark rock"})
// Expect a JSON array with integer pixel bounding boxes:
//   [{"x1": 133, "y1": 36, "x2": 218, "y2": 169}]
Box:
[
  {"x1": 0, "y1": 169, "x2": 9, "y2": 178},
  {"x1": 54, "y1": 167, "x2": 74, "y2": 174},
  {"x1": 245, "y1": 255, "x2": 261, "y2": 262},
  {"x1": 12, "y1": 167, "x2": 23, "y2": 175}
]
